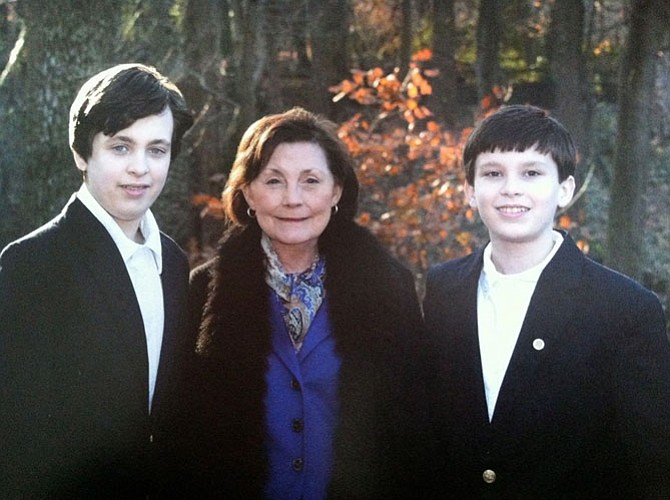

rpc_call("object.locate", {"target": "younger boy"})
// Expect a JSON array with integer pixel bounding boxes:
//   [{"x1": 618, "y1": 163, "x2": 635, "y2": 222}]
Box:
[
  {"x1": 423, "y1": 105, "x2": 670, "y2": 499},
  {"x1": 0, "y1": 64, "x2": 193, "y2": 498}
]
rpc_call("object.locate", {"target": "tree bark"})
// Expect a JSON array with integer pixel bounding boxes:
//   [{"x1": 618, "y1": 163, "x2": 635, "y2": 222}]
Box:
[
  {"x1": 398, "y1": 0, "x2": 412, "y2": 77},
  {"x1": 0, "y1": 3, "x2": 21, "y2": 71},
  {"x1": 307, "y1": 0, "x2": 350, "y2": 116},
  {"x1": 179, "y1": 0, "x2": 231, "y2": 188},
  {"x1": 151, "y1": 0, "x2": 232, "y2": 248},
  {"x1": 234, "y1": 0, "x2": 269, "y2": 133},
  {"x1": 607, "y1": 0, "x2": 670, "y2": 279},
  {"x1": 548, "y1": 0, "x2": 594, "y2": 170},
  {"x1": 430, "y1": 0, "x2": 460, "y2": 128},
  {"x1": 475, "y1": 0, "x2": 503, "y2": 104}
]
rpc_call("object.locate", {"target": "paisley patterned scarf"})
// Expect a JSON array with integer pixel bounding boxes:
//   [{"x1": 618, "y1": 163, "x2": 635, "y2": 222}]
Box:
[{"x1": 261, "y1": 234, "x2": 326, "y2": 352}]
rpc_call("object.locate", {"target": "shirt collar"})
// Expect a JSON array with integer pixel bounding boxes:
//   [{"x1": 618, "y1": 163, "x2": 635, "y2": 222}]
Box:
[
  {"x1": 76, "y1": 184, "x2": 162, "y2": 273},
  {"x1": 482, "y1": 230, "x2": 564, "y2": 287}
]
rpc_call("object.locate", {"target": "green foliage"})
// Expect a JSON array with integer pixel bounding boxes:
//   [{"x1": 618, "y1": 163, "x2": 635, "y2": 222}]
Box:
[
  {"x1": 499, "y1": 48, "x2": 548, "y2": 83},
  {"x1": 169, "y1": 0, "x2": 187, "y2": 30}
]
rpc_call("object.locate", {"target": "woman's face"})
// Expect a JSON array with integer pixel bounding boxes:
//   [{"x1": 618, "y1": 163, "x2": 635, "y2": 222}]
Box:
[{"x1": 242, "y1": 141, "x2": 342, "y2": 263}]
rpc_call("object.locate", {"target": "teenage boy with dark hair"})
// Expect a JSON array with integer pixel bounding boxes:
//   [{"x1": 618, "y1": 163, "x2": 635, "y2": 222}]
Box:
[
  {"x1": 423, "y1": 105, "x2": 670, "y2": 499},
  {"x1": 0, "y1": 63, "x2": 193, "y2": 498}
]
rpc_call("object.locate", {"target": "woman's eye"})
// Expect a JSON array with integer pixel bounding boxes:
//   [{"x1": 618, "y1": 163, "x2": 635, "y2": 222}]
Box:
[
  {"x1": 149, "y1": 147, "x2": 167, "y2": 156},
  {"x1": 305, "y1": 177, "x2": 320, "y2": 184},
  {"x1": 482, "y1": 171, "x2": 500, "y2": 177},
  {"x1": 265, "y1": 178, "x2": 282, "y2": 185},
  {"x1": 112, "y1": 145, "x2": 129, "y2": 154},
  {"x1": 526, "y1": 170, "x2": 542, "y2": 177}
]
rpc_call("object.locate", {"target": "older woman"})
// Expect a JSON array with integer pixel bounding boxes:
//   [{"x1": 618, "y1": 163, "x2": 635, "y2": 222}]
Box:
[{"x1": 183, "y1": 108, "x2": 427, "y2": 499}]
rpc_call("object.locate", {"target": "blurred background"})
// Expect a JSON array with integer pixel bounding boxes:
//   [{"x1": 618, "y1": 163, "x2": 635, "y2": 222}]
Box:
[{"x1": 0, "y1": 0, "x2": 668, "y2": 314}]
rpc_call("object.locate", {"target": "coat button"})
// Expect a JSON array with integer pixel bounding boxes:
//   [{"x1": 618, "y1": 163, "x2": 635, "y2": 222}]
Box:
[
  {"x1": 482, "y1": 469, "x2": 496, "y2": 484},
  {"x1": 292, "y1": 458, "x2": 304, "y2": 472},
  {"x1": 290, "y1": 378, "x2": 301, "y2": 391},
  {"x1": 292, "y1": 418, "x2": 304, "y2": 432}
]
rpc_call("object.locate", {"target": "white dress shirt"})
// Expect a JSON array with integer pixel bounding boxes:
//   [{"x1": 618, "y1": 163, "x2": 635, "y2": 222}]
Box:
[
  {"x1": 77, "y1": 185, "x2": 164, "y2": 410},
  {"x1": 477, "y1": 231, "x2": 564, "y2": 421}
]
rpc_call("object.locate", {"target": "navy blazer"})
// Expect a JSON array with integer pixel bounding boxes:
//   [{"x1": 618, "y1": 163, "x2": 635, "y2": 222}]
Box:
[
  {"x1": 423, "y1": 233, "x2": 670, "y2": 500},
  {"x1": 0, "y1": 196, "x2": 189, "y2": 499}
]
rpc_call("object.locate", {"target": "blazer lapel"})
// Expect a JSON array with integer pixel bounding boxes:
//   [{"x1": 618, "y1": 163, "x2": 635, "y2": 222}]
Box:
[
  {"x1": 438, "y1": 249, "x2": 490, "y2": 426},
  {"x1": 492, "y1": 234, "x2": 583, "y2": 422},
  {"x1": 61, "y1": 199, "x2": 149, "y2": 401},
  {"x1": 298, "y1": 301, "x2": 332, "y2": 362},
  {"x1": 460, "y1": 251, "x2": 492, "y2": 427},
  {"x1": 151, "y1": 238, "x2": 184, "y2": 413}
]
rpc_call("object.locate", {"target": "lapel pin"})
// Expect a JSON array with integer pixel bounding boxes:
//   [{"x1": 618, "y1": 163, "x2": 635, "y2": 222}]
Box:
[{"x1": 532, "y1": 338, "x2": 545, "y2": 351}]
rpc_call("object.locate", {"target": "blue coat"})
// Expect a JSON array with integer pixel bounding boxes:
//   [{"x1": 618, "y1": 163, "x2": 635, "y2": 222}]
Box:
[
  {"x1": 265, "y1": 296, "x2": 340, "y2": 499},
  {"x1": 423, "y1": 232, "x2": 670, "y2": 499}
]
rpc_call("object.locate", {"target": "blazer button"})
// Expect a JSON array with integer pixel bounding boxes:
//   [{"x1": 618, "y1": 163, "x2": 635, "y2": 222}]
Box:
[
  {"x1": 290, "y1": 378, "x2": 301, "y2": 391},
  {"x1": 482, "y1": 469, "x2": 496, "y2": 484},
  {"x1": 292, "y1": 418, "x2": 304, "y2": 432},
  {"x1": 292, "y1": 458, "x2": 304, "y2": 472}
]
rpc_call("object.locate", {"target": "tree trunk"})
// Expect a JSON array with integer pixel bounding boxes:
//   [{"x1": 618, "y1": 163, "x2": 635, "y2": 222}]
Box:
[
  {"x1": 307, "y1": 0, "x2": 350, "y2": 116},
  {"x1": 548, "y1": 0, "x2": 593, "y2": 171},
  {"x1": 179, "y1": 0, "x2": 231, "y2": 187},
  {"x1": 152, "y1": 0, "x2": 232, "y2": 248},
  {"x1": 475, "y1": 0, "x2": 503, "y2": 104},
  {"x1": 430, "y1": 0, "x2": 460, "y2": 128},
  {"x1": 0, "y1": 3, "x2": 21, "y2": 71},
  {"x1": 291, "y1": 0, "x2": 312, "y2": 76},
  {"x1": 233, "y1": 0, "x2": 269, "y2": 133},
  {"x1": 398, "y1": 0, "x2": 412, "y2": 77},
  {"x1": 607, "y1": 0, "x2": 670, "y2": 279}
]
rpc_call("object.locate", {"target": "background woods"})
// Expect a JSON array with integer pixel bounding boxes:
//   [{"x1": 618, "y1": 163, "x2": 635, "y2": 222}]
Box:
[{"x1": 1, "y1": 0, "x2": 669, "y2": 313}]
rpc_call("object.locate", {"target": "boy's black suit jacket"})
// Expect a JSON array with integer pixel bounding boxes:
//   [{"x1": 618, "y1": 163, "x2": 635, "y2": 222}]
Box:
[
  {"x1": 423, "y1": 232, "x2": 670, "y2": 500},
  {"x1": 0, "y1": 196, "x2": 189, "y2": 498}
]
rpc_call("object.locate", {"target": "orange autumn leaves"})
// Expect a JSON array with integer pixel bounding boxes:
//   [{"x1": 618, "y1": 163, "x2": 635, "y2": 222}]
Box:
[{"x1": 330, "y1": 49, "x2": 480, "y2": 275}]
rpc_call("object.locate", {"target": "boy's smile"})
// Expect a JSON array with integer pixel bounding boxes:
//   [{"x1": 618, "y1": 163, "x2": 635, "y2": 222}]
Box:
[{"x1": 466, "y1": 147, "x2": 575, "y2": 265}]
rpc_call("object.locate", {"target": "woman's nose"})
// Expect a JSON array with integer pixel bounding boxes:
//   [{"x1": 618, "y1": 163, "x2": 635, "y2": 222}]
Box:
[{"x1": 283, "y1": 183, "x2": 302, "y2": 205}]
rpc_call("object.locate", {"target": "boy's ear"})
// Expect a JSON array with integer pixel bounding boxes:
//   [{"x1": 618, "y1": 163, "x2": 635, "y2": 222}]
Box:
[
  {"x1": 72, "y1": 149, "x2": 88, "y2": 173},
  {"x1": 557, "y1": 175, "x2": 576, "y2": 208},
  {"x1": 464, "y1": 181, "x2": 477, "y2": 208}
]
